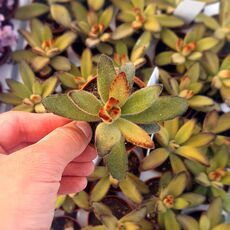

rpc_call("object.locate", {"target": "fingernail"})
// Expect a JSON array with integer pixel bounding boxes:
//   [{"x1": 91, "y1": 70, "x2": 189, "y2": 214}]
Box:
[{"x1": 75, "y1": 122, "x2": 92, "y2": 139}]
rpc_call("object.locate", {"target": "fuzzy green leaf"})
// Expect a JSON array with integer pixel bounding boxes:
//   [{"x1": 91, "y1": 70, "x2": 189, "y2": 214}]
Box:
[
  {"x1": 161, "y1": 29, "x2": 178, "y2": 50},
  {"x1": 119, "y1": 63, "x2": 135, "y2": 89},
  {"x1": 50, "y1": 56, "x2": 71, "y2": 71},
  {"x1": 42, "y1": 77, "x2": 58, "y2": 98},
  {"x1": 54, "y1": 32, "x2": 77, "y2": 52},
  {"x1": 0, "y1": 93, "x2": 22, "y2": 105},
  {"x1": 155, "y1": 51, "x2": 174, "y2": 66},
  {"x1": 112, "y1": 23, "x2": 134, "y2": 40},
  {"x1": 51, "y1": 4, "x2": 71, "y2": 27},
  {"x1": 196, "y1": 37, "x2": 219, "y2": 52}
]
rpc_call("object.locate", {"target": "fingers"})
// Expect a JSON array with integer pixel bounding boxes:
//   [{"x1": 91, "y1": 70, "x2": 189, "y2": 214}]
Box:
[
  {"x1": 73, "y1": 145, "x2": 97, "y2": 162},
  {"x1": 0, "y1": 111, "x2": 70, "y2": 153},
  {"x1": 23, "y1": 121, "x2": 92, "y2": 170},
  {"x1": 63, "y1": 162, "x2": 95, "y2": 177},
  {"x1": 58, "y1": 177, "x2": 87, "y2": 194}
]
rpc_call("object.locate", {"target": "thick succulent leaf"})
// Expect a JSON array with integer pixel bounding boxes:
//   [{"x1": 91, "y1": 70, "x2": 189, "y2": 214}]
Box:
[
  {"x1": 0, "y1": 93, "x2": 22, "y2": 105},
  {"x1": 109, "y1": 72, "x2": 129, "y2": 107},
  {"x1": 55, "y1": 195, "x2": 66, "y2": 209},
  {"x1": 42, "y1": 77, "x2": 58, "y2": 97},
  {"x1": 6, "y1": 79, "x2": 31, "y2": 99},
  {"x1": 57, "y1": 72, "x2": 77, "y2": 89},
  {"x1": 54, "y1": 32, "x2": 77, "y2": 52},
  {"x1": 112, "y1": 0, "x2": 133, "y2": 11},
  {"x1": 156, "y1": 15, "x2": 184, "y2": 28},
  {"x1": 164, "y1": 117, "x2": 179, "y2": 140},
  {"x1": 174, "y1": 198, "x2": 189, "y2": 209},
  {"x1": 88, "y1": 166, "x2": 108, "y2": 181},
  {"x1": 105, "y1": 138, "x2": 128, "y2": 181},
  {"x1": 141, "y1": 148, "x2": 169, "y2": 170},
  {"x1": 121, "y1": 85, "x2": 162, "y2": 115},
  {"x1": 88, "y1": 0, "x2": 104, "y2": 11},
  {"x1": 155, "y1": 51, "x2": 174, "y2": 66},
  {"x1": 219, "y1": 0, "x2": 230, "y2": 26},
  {"x1": 164, "y1": 209, "x2": 181, "y2": 230},
  {"x1": 97, "y1": 55, "x2": 117, "y2": 103},
  {"x1": 123, "y1": 96, "x2": 188, "y2": 124},
  {"x1": 184, "y1": 160, "x2": 205, "y2": 175},
  {"x1": 220, "y1": 86, "x2": 230, "y2": 106},
  {"x1": 19, "y1": 29, "x2": 39, "y2": 47},
  {"x1": 116, "y1": 118, "x2": 154, "y2": 148},
  {"x1": 199, "y1": 214, "x2": 210, "y2": 230},
  {"x1": 196, "y1": 37, "x2": 219, "y2": 51},
  {"x1": 15, "y1": 3, "x2": 49, "y2": 20},
  {"x1": 95, "y1": 123, "x2": 121, "y2": 157},
  {"x1": 99, "y1": 7, "x2": 113, "y2": 29},
  {"x1": 119, "y1": 175, "x2": 142, "y2": 204},
  {"x1": 162, "y1": 172, "x2": 187, "y2": 198},
  {"x1": 144, "y1": 17, "x2": 161, "y2": 32},
  {"x1": 220, "y1": 54, "x2": 230, "y2": 70},
  {"x1": 72, "y1": 191, "x2": 89, "y2": 210},
  {"x1": 169, "y1": 154, "x2": 187, "y2": 175},
  {"x1": 42, "y1": 94, "x2": 100, "y2": 121},
  {"x1": 176, "y1": 146, "x2": 209, "y2": 166},
  {"x1": 81, "y1": 49, "x2": 92, "y2": 80},
  {"x1": 12, "y1": 50, "x2": 37, "y2": 63},
  {"x1": 90, "y1": 176, "x2": 111, "y2": 202},
  {"x1": 12, "y1": 104, "x2": 34, "y2": 112},
  {"x1": 195, "y1": 13, "x2": 220, "y2": 30},
  {"x1": 120, "y1": 207, "x2": 146, "y2": 223},
  {"x1": 51, "y1": 4, "x2": 71, "y2": 27},
  {"x1": 68, "y1": 90, "x2": 102, "y2": 116},
  {"x1": 62, "y1": 196, "x2": 75, "y2": 213},
  {"x1": 184, "y1": 24, "x2": 206, "y2": 43},
  {"x1": 177, "y1": 215, "x2": 199, "y2": 230},
  {"x1": 213, "y1": 224, "x2": 230, "y2": 230},
  {"x1": 112, "y1": 23, "x2": 134, "y2": 40},
  {"x1": 180, "y1": 193, "x2": 205, "y2": 207},
  {"x1": 31, "y1": 56, "x2": 50, "y2": 72},
  {"x1": 50, "y1": 56, "x2": 71, "y2": 71},
  {"x1": 188, "y1": 95, "x2": 214, "y2": 109},
  {"x1": 201, "y1": 51, "x2": 219, "y2": 75},
  {"x1": 155, "y1": 126, "x2": 170, "y2": 147},
  {"x1": 119, "y1": 63, "x2": 135, "y2": 89},
  {"x1": 19, "y1": 62, "x2": 36, "y2": 90},
  {"x1": 128, "y1": 173, "x2": 149, "y2": 194},
  {"x1": 206, "y1": 198, "x2": 222, "y2": 228},
  {"x1": 133, "y1": 31, "x2": 151, "y2": 51},
  {"x1": 30, "y1": 19, "x2": 43, "y2": 45},
  {"x1": 32, "y1": 80, "x2": 42, "y2": 95},
  {"x1": 184, "y1": 133, "x2": 215, "y2": 147},
  {"x1": 71, "y1": 1, "x2": 87, "y2": 21},
  {"x1": 175, "y1": 119, "x2": 196, "y2": 145},
  {"x1": 92, "y1": 203, "x2": 118, "y2": 230},
  {"x1": 160, "y1": 29, "x2": 178, "y2": 50}
]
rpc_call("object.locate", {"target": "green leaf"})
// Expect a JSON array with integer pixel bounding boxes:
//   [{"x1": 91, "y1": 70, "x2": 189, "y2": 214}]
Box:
[
  {"x1": 73, "y1": 191, "x2": 89, "y2": 210},
  {"x1": 88, "y1": 0, "x2": 104, "y2": 11},
  {"x1": 213, "y1": 224, "x2": 230, "y2": 230},
  {"x1": 201, "y1": 51, "x2": 219, "y2": 75},
  {"x1": 31, "y1": 56, "x2": 50, "y2": 72},
  {"x1": 184, "y1": 133, "x2": 215, "y2": 147},
  {"x1": 109, "y1": 72, "x2": 130, "y2": 107},
  {"x1": 6, "y1": 79, "x2": 31, "y2": 99},
  {"x1": 99, "y1": 6, "x2": 113, "y2": 29},
  {"x1": 196, "y1": 37, "x2": 219, "y2": 52},
  {"x1": 95, "y1": 123, "x2": 121, "y2": 157},
  {"x1": 180, "y1": 193, "x2": 205, "y2": 207},
  {"x1": 51, "y1": 4, "x2": 71, "y2": 27},
  {"x1": 177, "y1": 215, "x2": 199, "y2": 230},
  {"x1": 173, "y1": 198, "x2": 189, "y2": 209},
  {"x1": 19, "y1": 29, "x2": 39, "y2": 47},
  {"x1": 120, "y1": 207, "x2": 146, "y2": 223},
  {"x1": 195, "y1": 13, "x2": 220, "y2": 30},
  {"x1": 140, "y1": 123, "x2": 160, "y2": 134},
  {"x1": 164, "y1": 209, "x2": 181, "y2": 230},
  {"x1": 207, "y1": 198, "x2": 222, "y2": 228},
  {"x1": 12, "y1": 104, "x2": 33, "y2": 112},
  {"x1": 112, "y1": 23, "x2": 134, "y2": 40},
  {"x1": 155, "y1": 51, "x2": 174, "y2": 66},
  {"x1": 50, "y1": 56, "x2": 71, "y2": 71},
  {"x1": 105, "y1": 138, "x2": 128, "y2": 181},
  {"x1": 19, "y1": 61, "x2": 36, "y2": 90},
  {"x1": 156, "y1": 15, "x2": 184, "y2": 28},
  {"x1": 120, "y1": 63, "x2": 135, "y2": 89},
  {"x1": 161, "y1": 29, "x2": 178, "y2": 50},
  {"x1": 42, "y1": 94, "x2": 100, "y2": 121},
  {"x1": 97, "y1": 55, "x2": 117, "y2": 103},
  {"x1": 144, "y1": 17, "x2": 161, "y2": 32},
  {"x1": 55, "y1": 195, "x2": 66, "y2": 209},
  {"x1": 15, "y1": 3, "x2": 49, "y2": 20},
  {"x1": 0, "y1": 93, "x2": 22, "y2": 105},
  {"x1": 199, "y1": 214, "x2": 210, "y2": 230},
  {"x1": 81, "y1": 49, "x2": 92, "y2": 80},
  {"x1": 71, "y1": 1, "x2": 87, "y2": 22},
  {"x1": 127, "y1": 173, "x2": 149, "y2": 194},
  {"x1": 42, "y1": 76, "x2": 58, "y2": 98},
  {"x1": 123, "y1": 96, "x2": 188, "y2": 124},
  {"x1": 68, "y1": 90, "x2": 102, "y2": 116},
  {"x1": 220, "y1": 54, "x2": 230, "y2": 70},
  {"x1": 116, "y1": 118, "x2": 154, "y2": 149},
  {"x1": 58, "y1": 72, "x2": 77, "y2": 89},
  {"x1": 141, "y1": 148, "x2": 169, "y2": 170},
  {"x1": 188, "y1": 95, "x2": 214, "y2": 110},
  {"x1": 12, "y1": 50, "x2": 37, "y2": 63},
  {"x1": 184, "y1": 24, "x2": 206, "y2": 43},
  {"x1": 162, "y1": 172, "x2": 187, "y2": 198},
  {"x1": 175, "y1": 119, "x2": 196, "y2": 145},
  {"x1": 176, "y1": 146, "x2": 209, "y2": 165},
  {"x1": 90, "y1": 176, "x2": 110, "y2": 202},
  {"x1": 54, "y1": 31, "x2": 77, "y2": 52},
  {"x1": 121, "y1": 85, "x2": 162, "y2": 115}
]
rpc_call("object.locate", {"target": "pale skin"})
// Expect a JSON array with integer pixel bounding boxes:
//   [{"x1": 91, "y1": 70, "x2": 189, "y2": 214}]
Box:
[{"x1": 0, "y1": 111, "x2": 96, "y2": 230}]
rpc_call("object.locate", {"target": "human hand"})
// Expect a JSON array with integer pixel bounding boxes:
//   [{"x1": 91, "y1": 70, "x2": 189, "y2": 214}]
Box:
[{"x1": 0, "y1": 111, "x2": 96, "y2": 230}]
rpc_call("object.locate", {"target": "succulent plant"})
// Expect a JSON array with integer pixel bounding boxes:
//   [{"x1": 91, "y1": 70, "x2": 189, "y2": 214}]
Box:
[
  {"x1": 12, "y1": 19, "x2": 76, "y2": 76},
  {"x1": 141, "y1": 117, "x2": 215, "y2": 174},
  {"x1": 145, "y1": 172, "x2": 205, "y2": 230},
  {"x1": 82, "y1": 202, "x2": 152, "y2": 230},
  {"x1": 196, "y1": 0, "x2": 230, "y2": 49},
  {"x1": 43, "y1": 55, "x2": 187, "y2": 180},
  {"x1": 177, "y1": 197, "x2": 230, "y2": 230},
  {"x1": 185, "y1": 146, "x2": 230, "y2": 212},
  {"x1": 70, "y1": 0, "x2": 113, "y2": 48},
  {"x1": 159, "y1": 63, "x2": 216, "y2": 111},
  {"x1": 58, "y1": 48, "x2": 96, "y2": 89},
  {"x1": 155, "y1": 25, "x2": 219, "y2": 73},
  {"x1": 112, "y1": 0, "x2": 184, "y2": 40},
  {"x1": 0, "y1": 62, "x2": 57, "y2": 112},
  {"x1": 200, "y1": 52, "x2": 230, "y2": 106},
  {"x1": 113, "y1": 31, "x2": 152, "y2": 68}
]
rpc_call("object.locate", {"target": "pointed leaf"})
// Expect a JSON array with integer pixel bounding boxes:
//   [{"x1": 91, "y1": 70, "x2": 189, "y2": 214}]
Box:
[
  {"x1": 51, "y1": 4, "x2": 71, "y2": 27},
  {"x1": 42, "y1": 94, "x2": 100, "y2": 121},
  {"x1": 207, "y1": 198, "x2": 222, "y2": 228},
  {"x1": 180, "y1": 193, "x2": 205, "y2": 207},
  {"x1": 81, "y1": 48, "x2": 92, "y2": 80},
  {"x1": 97, "y1": 55, "x2": 117, "y2": 103},
  {"x1": 95, "y1": 123, "x2": 121, "y2": 157},
  {"x1": 176, "y1": 146, "x2": 209, "y2": 165},
  {"x1": 31, "y1": 56, "x2": 50, "y2": 72},
  {"x1": 155, "y1": 51, "x2": 174, "y2": 66},
  {"x1": 196, "y1": 37, "x2": 219, "y2": 51},
  {"x1": 116, "y1": 118, "x2": 154, "y2": 148},
  {"x1": 72, "y1": 191, "x2": 89, "y2": 210},
  {"x1": 144, "y1": 17, "x2": 161, "y2": 32},
  {"x1": 50, "y1": 56, "x2": 71, "y2": 71},
  {"x1": 141, "y1": 148, "x2": 169, "y2": 170},
  {"x1": 121, "y1": 85, "x2": 162, "y2": 115},
  {"x1": 156, "y1": 15, "x2": 184, "y2": 28},
  {"x1": 112, "y1": 23, "x2": 134, "y2": 40},
  {"x1": 105, "y1": 138, "x2": 128, "y2": 181},
  {"x1": 99, "y1": 6, "x2": 113, "y2": 29},
  {"x1": 55, "y1": 195, "x2": 66, "y2": 209},
  {"x1": 42, "y1": 76, "x2": 58, "y2": 97},
  {"x1": 161, "y1": 29, "x2": 178, "y2": 50},
  {"x1": 184, "y1": 133, "x2": 215, "y2": 147},
  {"x1": 119, "y1": 63, "x2": 135, "y2": 89},
  {"x1": 68, "y1": 90, "x2": 102, "y2": 116},
  {"x1": 0, "y1": 93, "x2": 22, "y2": 105},
  {"x1": 120, "y1": 207, "x2": 146, "y2": 223},
  {"x1": 177, "y1": 215, "x2": 199, "y2": 230},
  {"x1": 54, "y1": 32, "x2": 77, "y2": 52},
  {"x1": 164, "y1": 210, "x2": 181, "y2": 230}
]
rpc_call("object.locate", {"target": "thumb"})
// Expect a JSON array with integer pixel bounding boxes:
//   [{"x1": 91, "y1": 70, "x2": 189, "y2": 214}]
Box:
[{"x1": 19, "y1": 121, "x2": 92, "y2": 176}]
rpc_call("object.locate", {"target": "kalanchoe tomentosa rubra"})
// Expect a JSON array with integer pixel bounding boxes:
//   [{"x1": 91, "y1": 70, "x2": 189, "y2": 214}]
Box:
[{"x1": 42, "y1": 55, "x2": 187, "y2": 180}]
